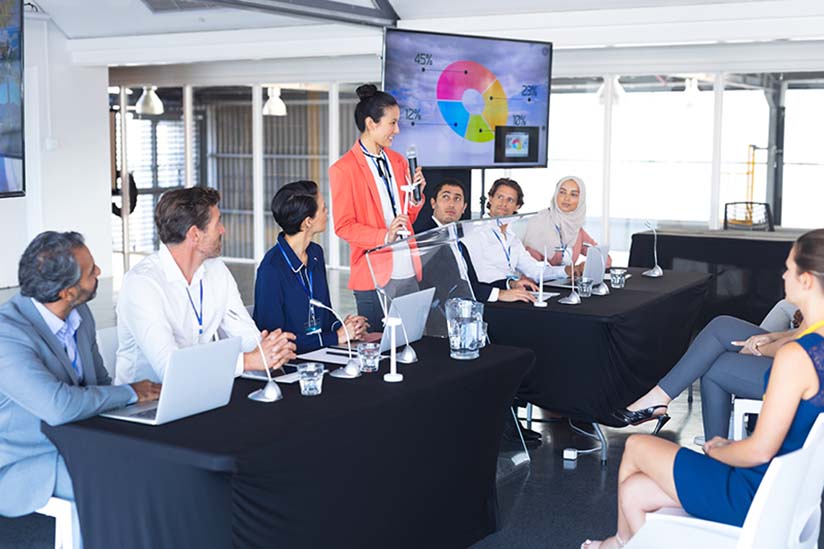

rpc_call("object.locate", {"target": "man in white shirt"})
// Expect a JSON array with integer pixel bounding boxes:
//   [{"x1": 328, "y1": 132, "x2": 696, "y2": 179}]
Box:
[
  {"x1": 462, "y1": 178, "x2": 578, "y2": 293},
  {"x1": 115, "y1": 187, "x2": 296, "y2": 384}
]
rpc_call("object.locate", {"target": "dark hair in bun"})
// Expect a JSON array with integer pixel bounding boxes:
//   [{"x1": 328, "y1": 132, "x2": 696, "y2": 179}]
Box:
[{"x1": 354, "y1": 84, "x2": 398, "y2": 132}]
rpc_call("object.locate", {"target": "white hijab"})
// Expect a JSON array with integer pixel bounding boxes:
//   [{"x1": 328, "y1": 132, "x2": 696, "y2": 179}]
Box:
[{"x1": 524, "y1": 176, "x2": 587, "y2": 252}]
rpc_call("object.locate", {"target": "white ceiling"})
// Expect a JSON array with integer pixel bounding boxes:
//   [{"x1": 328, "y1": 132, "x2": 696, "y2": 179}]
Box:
[{"x1": 35, "y1": 0, "x2": 782, "y2": 39}]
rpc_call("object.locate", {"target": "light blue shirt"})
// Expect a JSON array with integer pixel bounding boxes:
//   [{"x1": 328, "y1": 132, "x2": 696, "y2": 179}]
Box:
[
  {"x1": 32, "y1": 299, "x2": 137, "y2": 404},
  {"x1": 32, "y1": 299, "x2": 84, "y2": 382}
]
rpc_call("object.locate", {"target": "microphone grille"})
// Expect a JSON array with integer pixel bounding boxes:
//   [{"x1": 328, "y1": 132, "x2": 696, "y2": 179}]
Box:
[{"x1": 406, "y1": 145, "x2": 417, "y2": 158}]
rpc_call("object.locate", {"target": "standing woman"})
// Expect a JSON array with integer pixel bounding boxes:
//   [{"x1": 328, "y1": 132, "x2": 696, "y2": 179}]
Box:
[
  {"x1": 523, "y1": 176, "x2": 611, "y2": 268},
  {"x1": 254, "y1": 180, "x2": 368, "y2": 354},
  {"x1": 329, "y1": 84, "x2": 426, "y2": 329}
]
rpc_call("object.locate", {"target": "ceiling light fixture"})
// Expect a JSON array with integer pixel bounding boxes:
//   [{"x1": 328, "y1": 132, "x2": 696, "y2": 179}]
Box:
[
  {"x1": 135, "y1": 86, "x2": 164, "y2": 115},
  {"x1": 263, "y1": 86, "x2": 287, "y2": 116}
]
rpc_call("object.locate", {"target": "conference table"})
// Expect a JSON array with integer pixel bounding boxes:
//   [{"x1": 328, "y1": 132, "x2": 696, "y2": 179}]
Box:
[
  {"x1": 629, "y1": 228, "x2": 798, "y2": 327},
  {"x1": 42, "y1": 338, "x2": 534, "y2": 549},
  {"x1": 485, "y1": 268, "x2": 710, "y2": 427}
]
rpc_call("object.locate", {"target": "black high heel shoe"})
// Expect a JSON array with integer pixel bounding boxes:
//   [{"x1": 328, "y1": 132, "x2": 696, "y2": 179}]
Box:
[{"x1": 612, "y1": 405, "x2": 670, "y2": 434}]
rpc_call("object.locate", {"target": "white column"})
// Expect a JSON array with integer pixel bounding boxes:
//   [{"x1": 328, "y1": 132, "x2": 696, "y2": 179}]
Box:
[
  {"x1": 252, "y1": 84, "x2": 265, "y2": 263},
  {"x1": 119, "y1": 88, "x2": 131, "y2": 273},
  {"x1": 327, "y1": 82, "x2": 341, "y2": 269},
  {"x1": 601, "y1": 75, "x2": 615, "y2": 246},
  {"x1": 183, "y1": 85, "x2": 194, "y2": 188},
  {"x1": 709, "y1": 72, "x2": 725, "y2": 230}
]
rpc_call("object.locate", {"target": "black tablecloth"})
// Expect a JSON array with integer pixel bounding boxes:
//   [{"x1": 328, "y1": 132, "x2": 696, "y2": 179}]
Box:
[
  {"x1": 629, "y1": 230, "x2": 794, "y2": 326},
  {"x1": 42, "y1": 338, "x2": 533, "y2": 549},
  {"x1": 485, "y1": 269, "x2": 709, "y2": 426}
]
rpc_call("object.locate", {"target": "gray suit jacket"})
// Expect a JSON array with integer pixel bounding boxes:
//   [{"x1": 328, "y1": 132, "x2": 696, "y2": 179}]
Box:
[{"x1": 0, "y1": 294, "x2": 133, "y2": 517}]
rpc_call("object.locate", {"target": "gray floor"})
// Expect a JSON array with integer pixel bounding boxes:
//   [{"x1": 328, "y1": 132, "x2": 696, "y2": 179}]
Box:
[{"x1": 0, "y1": 266, "x2": 816, "y2": 547}]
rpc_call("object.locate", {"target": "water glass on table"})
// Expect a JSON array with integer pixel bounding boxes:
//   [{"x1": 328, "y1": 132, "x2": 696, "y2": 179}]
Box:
[
  {"x1": 610, "y1": 268, "x2": 627, "y2": 289},
  {"x1": 445, "y1": 298, "x2": 485, "y2": 360},
  {"x1": 578, "y1": 276, "x2": 594, "y2": 298},
  {"x1": 297, "y1": 362, "x2": 324, "y2": 396},
  {"x1": 356, "y1": 342, "x2": 381, "y2": 373}
]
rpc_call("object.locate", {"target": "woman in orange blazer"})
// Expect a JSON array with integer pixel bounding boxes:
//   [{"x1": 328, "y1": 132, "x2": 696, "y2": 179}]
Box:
[{"x1": 330, "y1": 84, "x2": 426, "y2": 329}]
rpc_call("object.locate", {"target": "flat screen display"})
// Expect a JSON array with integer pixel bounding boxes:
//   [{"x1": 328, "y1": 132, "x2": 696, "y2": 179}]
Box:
[
  {"x1": 383, "y1": 28, "x2": 551, "y2": 169},
  {"x1": 0, "y1": 0, "x2": 23, "y2": 198}
]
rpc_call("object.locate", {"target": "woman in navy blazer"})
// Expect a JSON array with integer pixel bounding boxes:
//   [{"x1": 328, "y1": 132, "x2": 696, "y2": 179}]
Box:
[{"x1": 254, "y1": 180, "x2": 368, "y2": 354}]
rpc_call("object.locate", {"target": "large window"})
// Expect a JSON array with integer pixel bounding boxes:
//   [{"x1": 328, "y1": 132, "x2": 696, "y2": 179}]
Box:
[{"x1": 782, "y1": 87, "x2": 824, "y2": 228}]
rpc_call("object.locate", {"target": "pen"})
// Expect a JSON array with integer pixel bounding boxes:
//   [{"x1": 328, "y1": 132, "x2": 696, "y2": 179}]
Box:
[{"x1": 325, "y1": 350, "x2": 356, "y2": 357}]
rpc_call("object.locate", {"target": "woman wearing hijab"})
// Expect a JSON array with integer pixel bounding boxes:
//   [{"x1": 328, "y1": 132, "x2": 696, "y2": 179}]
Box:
[{"x1": 522, "y1": 176, "x2": 611, "y2": 268}]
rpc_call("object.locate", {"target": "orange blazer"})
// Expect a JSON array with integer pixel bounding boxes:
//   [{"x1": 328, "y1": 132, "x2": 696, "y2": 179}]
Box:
[{"x1": 330, "y1": 141, "x2": 422, "y2": 291}]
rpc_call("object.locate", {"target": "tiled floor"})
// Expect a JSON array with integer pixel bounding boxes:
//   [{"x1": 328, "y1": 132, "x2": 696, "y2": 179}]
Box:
[{"x1": 0, "y1": 264, "x2": 818, "y2": 548}]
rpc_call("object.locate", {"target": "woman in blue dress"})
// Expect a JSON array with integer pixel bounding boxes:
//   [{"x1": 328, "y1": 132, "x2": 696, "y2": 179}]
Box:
[
  {"x1": 582, "y1": 228, "x2": 824, "y2": 548},
  {"x1": 254, "y1": 180, "x2": 368, "y2": 354}
]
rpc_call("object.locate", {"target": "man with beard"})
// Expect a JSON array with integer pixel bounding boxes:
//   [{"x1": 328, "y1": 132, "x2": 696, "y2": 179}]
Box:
[
  {"x1": 0, "y1": 231, "x2": 161, "y2": 542},
  {"x1": 115, "y1": 188, "x2": 296, "y2": 384}
]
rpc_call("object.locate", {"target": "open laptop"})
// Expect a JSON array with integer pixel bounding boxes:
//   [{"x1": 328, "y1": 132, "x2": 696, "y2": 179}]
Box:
[
  {"x1": 327, "y1": 288, "x2": 435, "y2": 355},
  {"x1": 545, "y1": 244, "x2": 610, "y2": 289},
  {"x1": 100, "y1": 337, "x2": 241, "y2": 425},
  {"x1": 378, "y1": 287, "x2": 436, "y2": 352}
]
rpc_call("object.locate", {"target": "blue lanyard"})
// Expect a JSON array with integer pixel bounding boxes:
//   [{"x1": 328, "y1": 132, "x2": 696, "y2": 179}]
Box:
[
  {"x1": 278, "y1": 244, "x2": 314, "y2": 301},
  {"x1": 359, "y1": 139, "x2": 397, "y2": 216},
  {"x1": 186, "y1": 280, "x2": 204, "y2": 335},
  {"x1": 491, "y1": 228, "x2": 513, "y2": 273},
  {"x1": 555, "y1": 224, "x2": 567, "y2": 255}
]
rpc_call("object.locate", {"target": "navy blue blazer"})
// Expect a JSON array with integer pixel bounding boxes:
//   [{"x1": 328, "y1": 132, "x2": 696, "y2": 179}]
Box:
[{"x1": 253, "y1": 234, "x2": 341, "y2": 354}]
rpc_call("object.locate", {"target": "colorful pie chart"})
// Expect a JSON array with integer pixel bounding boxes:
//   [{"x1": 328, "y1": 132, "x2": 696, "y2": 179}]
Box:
[{"x1": 436, "y1": 60, "x2": 508, "y2": 143}]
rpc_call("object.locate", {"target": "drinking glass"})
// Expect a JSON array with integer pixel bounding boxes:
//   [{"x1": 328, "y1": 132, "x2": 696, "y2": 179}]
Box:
[
  {"x1": 356, "y1": 342, "x2": 381, "y2": 373},
  {"x1": 298, "y1": 362, "x2": 324, "y2": 396},
  {"x1": 578, "y1": 277, "x2": 594, "y2": 298},
  {"x1": 610, "y1": 268, "x2": 627, "y2": 289}
]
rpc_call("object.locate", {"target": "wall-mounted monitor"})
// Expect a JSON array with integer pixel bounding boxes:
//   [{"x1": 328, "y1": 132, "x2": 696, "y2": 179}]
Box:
[
  {"x1": 0, "y1": 0, "x2": 23, "y2": 198},
  {"x1": 383, "y1": 28, "x2": 552, "y2": 169}
]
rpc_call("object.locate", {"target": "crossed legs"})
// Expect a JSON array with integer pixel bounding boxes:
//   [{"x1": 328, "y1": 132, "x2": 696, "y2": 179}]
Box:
[{"x1": 583, "y1": 435, "x2": 682, "y2": 548}]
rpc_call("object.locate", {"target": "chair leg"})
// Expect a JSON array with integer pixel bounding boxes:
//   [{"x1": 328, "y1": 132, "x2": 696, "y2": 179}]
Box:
[
  {"x1": 526, "y1": 403, "x2": 533, "y2": 430},
  {"x1": 688, "y1": 382, "x2": 694, "y2": 404}
]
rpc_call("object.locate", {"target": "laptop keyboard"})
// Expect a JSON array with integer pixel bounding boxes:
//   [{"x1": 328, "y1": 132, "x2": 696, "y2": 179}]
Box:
[{"x1": 131, "y1": 408, "x2": 158, "y2": 420}]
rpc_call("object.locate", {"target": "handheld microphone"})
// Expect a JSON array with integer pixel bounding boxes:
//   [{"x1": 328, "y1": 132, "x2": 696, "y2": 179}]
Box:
[
  {"x1": 407, "y1": 145, "x2": 421, "y2": 203},
  {"x1": 309, "y1": 298, "x2": 361, "y2": 379},
  {"x1": 226, "y1": 308, "x2": 283, "y2": 402}
]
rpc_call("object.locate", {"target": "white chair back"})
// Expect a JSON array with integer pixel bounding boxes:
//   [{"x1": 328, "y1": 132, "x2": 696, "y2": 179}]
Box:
[
  {"x1": 96, "y1": 326, "x2": 119, "y2": 380},
  {"x1": 738, "y1": 413, "x2": 824, "y2": 549}
]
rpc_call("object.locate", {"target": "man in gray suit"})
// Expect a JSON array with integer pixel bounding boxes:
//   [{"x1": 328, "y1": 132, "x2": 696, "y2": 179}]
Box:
[{"x1": 0, "y1": 232, "x2": 160, "y2": 537}]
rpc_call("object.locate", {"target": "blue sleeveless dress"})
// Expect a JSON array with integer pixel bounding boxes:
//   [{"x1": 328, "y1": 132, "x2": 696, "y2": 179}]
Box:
[{"x1": 673, "y1": 332, "x2": 824, "y2": 527}]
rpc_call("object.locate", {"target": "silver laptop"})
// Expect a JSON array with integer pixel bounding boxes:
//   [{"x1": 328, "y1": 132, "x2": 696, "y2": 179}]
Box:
[
  {"x1": 379, "y1": 287, "x2": 436, "y2": 353},
  {"x1": 545, "y1": 244, "x2": 610, "y2": 289},
  {"x1": 100, "y1": 337, "x2": 241, "y2": 426}
]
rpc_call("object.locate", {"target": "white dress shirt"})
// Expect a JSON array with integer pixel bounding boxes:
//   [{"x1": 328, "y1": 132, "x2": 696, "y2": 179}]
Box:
[
  {"x1": 115, "y1": 245, "x2": 257, "y2": 384},
  {"x1": 461, "y1": 220, "x2": 566, "y2": 290}
]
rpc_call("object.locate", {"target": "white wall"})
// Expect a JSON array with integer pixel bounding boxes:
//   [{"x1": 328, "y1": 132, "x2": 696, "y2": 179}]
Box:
[{"x1": 0, "y1": 15, "x2": 112, "y2": 289}]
